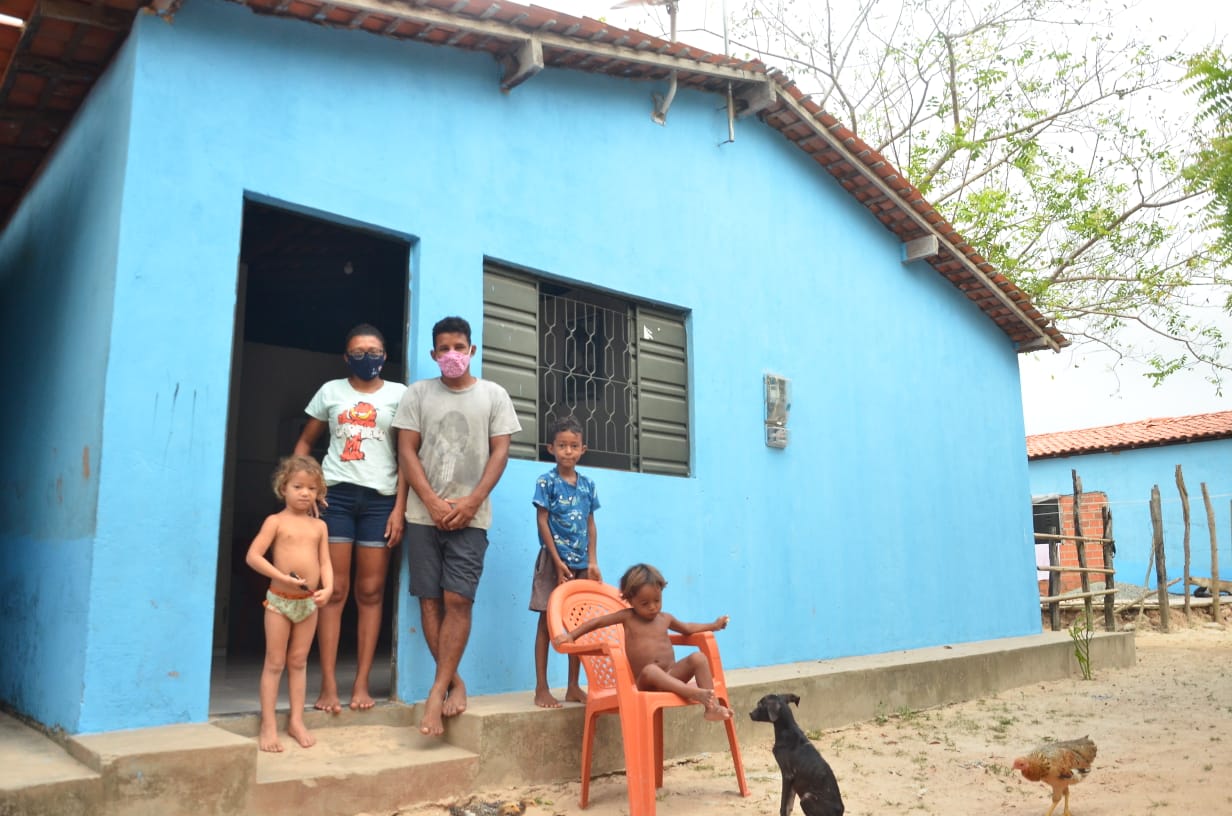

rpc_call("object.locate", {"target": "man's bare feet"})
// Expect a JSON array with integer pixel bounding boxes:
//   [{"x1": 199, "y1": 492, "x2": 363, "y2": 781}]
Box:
[
  {"x1": 420, "y1": 693, "x2": 446, "y2": 737},
  {"x1": 313, "y1": 693, "x2": 343, "y2": 715},
  {"x1": 564, "y1": 685, "x2": 588, "y2": 705},
  {"x1": 258, "y1": 722, "x2": 283, "y2": 753},
  {"x1": 534, "y1": 687, "x2": 562, "y2": 708},
  {"x1": 349, "y1": 683, "x2": 376, "y2": 711},
  {"x1": 287, "y1": 721, "x2": 316, "y2": 748},
  {"x1": 703, "y1": 701, "x2": 734, "y2": 721},
  {"x1": 442, "y1": 680, "x2": 467, "y2": 718}
]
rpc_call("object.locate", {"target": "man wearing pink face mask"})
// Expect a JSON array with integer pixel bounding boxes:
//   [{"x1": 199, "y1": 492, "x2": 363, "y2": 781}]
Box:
[{"x1": 393, "y1": 315, "x2": 521, "y2": 737}]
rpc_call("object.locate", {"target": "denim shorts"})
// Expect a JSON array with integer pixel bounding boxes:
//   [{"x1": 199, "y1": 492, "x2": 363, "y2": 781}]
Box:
[{"x1": 320, "y1": 482, "x2": 396, "y2": 547}]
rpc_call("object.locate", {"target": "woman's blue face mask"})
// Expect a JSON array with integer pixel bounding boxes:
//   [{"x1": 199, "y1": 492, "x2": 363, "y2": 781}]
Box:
[{"x1": 345, "y1": 351, "x2": 385, "y2": 381}]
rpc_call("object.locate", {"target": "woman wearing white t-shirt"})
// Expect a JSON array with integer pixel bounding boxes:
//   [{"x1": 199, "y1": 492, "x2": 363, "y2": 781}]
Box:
[{"x1": 293, "y1": 324, "x2": 407, "y2": 713}]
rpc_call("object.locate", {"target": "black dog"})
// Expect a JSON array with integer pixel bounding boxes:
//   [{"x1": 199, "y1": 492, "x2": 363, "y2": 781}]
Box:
[{"x1": 749, "y1": 693, "x2": 844, "y2": 816}]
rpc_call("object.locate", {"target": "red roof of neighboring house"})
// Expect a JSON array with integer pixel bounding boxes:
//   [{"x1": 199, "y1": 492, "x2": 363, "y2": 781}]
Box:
[
  {"x1": 0, "y1": 0, "x2": 1066, "y2": 351},
  {"x1": 1026, "y1": 411, "x2": 1232, "y2": 459}
]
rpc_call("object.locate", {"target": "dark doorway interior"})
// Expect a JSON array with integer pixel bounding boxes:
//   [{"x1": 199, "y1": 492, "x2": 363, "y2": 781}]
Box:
[
  {"x1": 1032, "y1": 496, "x2": 1062, "y2": 594},
  {"x1": 1032, "y1": 498, "x2": 1062, "y2": 538},
  {"x1": 211, "y1": 200, "x2": 410, "y2": 714}
]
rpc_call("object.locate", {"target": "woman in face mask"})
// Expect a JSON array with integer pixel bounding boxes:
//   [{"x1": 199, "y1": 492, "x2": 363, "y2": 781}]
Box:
[{"x1": 293, "y1": 323, "x2": 407, "y2": 714}]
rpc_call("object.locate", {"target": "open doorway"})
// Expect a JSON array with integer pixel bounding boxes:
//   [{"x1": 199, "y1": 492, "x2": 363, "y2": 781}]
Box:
[{"x1": 211, "y1": 200, "x2": 411, "y2": 715}]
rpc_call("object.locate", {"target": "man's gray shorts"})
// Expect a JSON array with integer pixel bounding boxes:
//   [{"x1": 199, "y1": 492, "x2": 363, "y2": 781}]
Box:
[{"x1": 404, "y1": 523, "x2": 489, "y2": 601}]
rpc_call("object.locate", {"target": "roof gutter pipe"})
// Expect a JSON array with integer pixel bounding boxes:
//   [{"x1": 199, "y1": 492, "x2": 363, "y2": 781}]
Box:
[{"x1": 651, "y1": 0, "x2": 679, "y2": 124}]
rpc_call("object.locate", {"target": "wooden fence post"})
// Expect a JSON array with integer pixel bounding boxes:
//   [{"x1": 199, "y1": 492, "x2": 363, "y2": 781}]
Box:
[
  {"x1": 1151, "y1": 485, "x2": 1170, "y2": 633},
  {"x1": 1048, "y1": 537, "x2": 1061, "y2": 632},
  {"x1": 1176, "y1": 465, "x2": 1191, "y2": 621},
  {"x1": 1202, "y1": 484, "x2": 1220, "y2": 625},
  {"x1": 1102, "y1": 505, "x2": 1116, "y2": 632},
  {"x1": 1072, "y1": 471, "x2": 1093, "y2": 629}
]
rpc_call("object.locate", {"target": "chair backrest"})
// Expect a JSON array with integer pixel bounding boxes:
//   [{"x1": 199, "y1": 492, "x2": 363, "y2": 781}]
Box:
[{"x1": 548, "y1": 579, "x2": 629, "y2": 694}]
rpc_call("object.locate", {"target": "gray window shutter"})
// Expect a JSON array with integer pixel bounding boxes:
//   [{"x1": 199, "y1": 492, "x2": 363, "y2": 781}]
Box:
[
  {"x1": 634, "y1": 308, "x2": 690, "y2": 476},
  {"x1": 482, "y1": 265, "x2": 539, "y2": 460}
]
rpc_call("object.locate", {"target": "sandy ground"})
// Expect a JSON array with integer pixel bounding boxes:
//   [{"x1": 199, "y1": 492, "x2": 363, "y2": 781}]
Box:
[{"x1": 365, "y1": 621, "x2": 1232, "y2": 816}]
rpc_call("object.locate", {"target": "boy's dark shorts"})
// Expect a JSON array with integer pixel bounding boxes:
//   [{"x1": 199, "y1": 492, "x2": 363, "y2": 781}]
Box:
[
  {"x1": 404, "y1": 523, "x2": 489, "y2": 601},
  {"x1": 528, "y1": 547, "x2": 594, "y2": 612}
]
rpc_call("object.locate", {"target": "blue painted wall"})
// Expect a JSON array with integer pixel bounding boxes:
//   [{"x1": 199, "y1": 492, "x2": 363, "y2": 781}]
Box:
[
  {"x1": 0, "y1": 0, "x2": 1043, "y2": 731},
  {"x1": 0, "y1": 40, "x2": 135, "y2": 731},
  {"x1": 1029, "y1": 440, "x2": 1232, "y2": 592}
]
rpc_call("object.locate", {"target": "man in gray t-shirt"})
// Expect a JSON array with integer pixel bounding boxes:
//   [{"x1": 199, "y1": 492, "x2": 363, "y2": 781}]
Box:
[{"x1": 393, "y1": 316, "x2": 521, "y2": 737}]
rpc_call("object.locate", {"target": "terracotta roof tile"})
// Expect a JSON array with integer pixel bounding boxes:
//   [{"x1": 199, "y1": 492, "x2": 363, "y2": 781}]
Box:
[{"x1": 1026, "y1": 411, "x2": 1232, "y2": 459}]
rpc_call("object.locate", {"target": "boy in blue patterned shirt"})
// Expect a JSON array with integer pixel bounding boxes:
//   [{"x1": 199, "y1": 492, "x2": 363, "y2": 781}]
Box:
[{"x1": 530, "y1": 415, "x2": 601, "y2": 708}]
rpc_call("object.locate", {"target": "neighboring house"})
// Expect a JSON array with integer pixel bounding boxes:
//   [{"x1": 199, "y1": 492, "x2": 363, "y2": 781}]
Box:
[
  {"x1": 0, "y1": 0, "x2": 1066, "y2": 735},
  {"x1": 1031, "y1": 491, "x2": 1109, "y2": 596},
  {"x1": 1027, "y1": 412, "x2": 1232, "y2": 594}
]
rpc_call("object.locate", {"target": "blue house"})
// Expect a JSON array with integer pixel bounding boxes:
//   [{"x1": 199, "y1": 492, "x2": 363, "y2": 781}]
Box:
[
  {"x1": 1028, "y1": 411, "x2": 1232, "y2": 595},
  {"x1": 0, "y1": 0, "x2": 1067, "y2": 736}
]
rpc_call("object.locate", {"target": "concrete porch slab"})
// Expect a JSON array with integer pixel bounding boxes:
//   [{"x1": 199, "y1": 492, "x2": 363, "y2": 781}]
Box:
[
  {"x1": 210, "y1": 701, "x2": 419, "y2": 738},
  {"x1": 0, "y1": 630, "x2": 1133, "y2": 816},
  {"x1": 421, "y1": 630, "x2": 1135, "y2": 789}
]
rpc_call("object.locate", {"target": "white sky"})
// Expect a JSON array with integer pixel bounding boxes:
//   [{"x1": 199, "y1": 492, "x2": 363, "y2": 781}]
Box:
[
  {"x1": 1017, "y1": 0, "x2": 1230, "y2": 433},
  {"x1": 1014, "y1": 0, "x2": 1231, "y2": 433},
  {"x1": 551, "y1": 0, "x2": 1231, "y2": 433}
]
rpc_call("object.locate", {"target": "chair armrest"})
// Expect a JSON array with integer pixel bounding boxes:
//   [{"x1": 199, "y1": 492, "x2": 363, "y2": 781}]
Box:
[
  {"x1": 670, "y1": 632, "x2": 724, "y2": 670},
  {"x1": 553, "y1": 640, "x2": 605, "y2": 657},
  {"x1": 670, "y1": 631, "x2": 719, "y2": 654},
  {"x1": 552, "y1": 622, "x2": 620, "y2": 656},
  {"x1": 558, "y1": 638, "x2": 637, "y2": 688}
]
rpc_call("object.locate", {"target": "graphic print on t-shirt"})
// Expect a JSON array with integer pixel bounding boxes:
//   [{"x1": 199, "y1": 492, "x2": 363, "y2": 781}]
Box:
[
  {"x1": 427, "y1": 409, "x2": 480, "y2": 494},
  {"x1": 336, "y1": 401, "x2": 386, "y2": 462}
]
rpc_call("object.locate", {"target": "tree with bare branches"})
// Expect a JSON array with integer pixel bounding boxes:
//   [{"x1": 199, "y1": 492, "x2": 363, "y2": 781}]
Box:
[{"x1": 684, "y1": 0, "x2": 1231, "y2": 385}]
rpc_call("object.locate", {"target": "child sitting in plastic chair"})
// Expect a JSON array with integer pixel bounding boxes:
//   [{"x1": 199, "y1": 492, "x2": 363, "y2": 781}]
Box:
[{"x1": 553, "y1": 562, "x2": 732, "y2": 721}]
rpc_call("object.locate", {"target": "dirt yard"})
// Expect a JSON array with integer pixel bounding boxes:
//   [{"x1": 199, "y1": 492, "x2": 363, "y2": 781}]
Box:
[{"x1": 364, "y1": 621, "x2": 1232, "y2": 816}]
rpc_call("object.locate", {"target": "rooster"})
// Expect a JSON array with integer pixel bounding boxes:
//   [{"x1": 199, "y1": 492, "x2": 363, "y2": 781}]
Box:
[{"x1": 1012, "y1": 736, "x2": 1097, "y2": 816}]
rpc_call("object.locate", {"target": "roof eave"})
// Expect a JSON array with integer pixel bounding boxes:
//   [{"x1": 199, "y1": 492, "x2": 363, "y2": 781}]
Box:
[
  {"x1": 764, "y1": 82, "x2": 1064, "y2": 353},
  {"x1": 1027, "y1": 431, "x2": 1232, "y2": 460},
  {"x1": 0, "y1": 0, "x2": 1069, "y2": 352}
]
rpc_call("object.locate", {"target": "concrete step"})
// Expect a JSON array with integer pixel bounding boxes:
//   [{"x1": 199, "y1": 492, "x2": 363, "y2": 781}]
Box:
[
  {"x1": 212, "y1": 703, "x2": 480, "y2": 814},
  {"x1": 68, "y1": 721, "x2": 255, "y2": 816},
  {"x1": 212, "y1": 696, "x2": 596, "y2": 792},
  {"x1": 0, "y1": 712, "x2": 101, "y2": 816},
  {"x1": 249, "y1": 723, "x2": 477, "y2": 816},
  {"x1": 28, "y1": 704, "x2": 480, "y2": 816}
]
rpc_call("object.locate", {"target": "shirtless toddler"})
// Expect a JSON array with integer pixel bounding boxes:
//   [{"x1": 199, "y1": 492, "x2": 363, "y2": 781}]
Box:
[
  {"x1": 553, "y1": 562, "x2": 732, "y2": 720},
  {"x1": 245, "y1": 456, "x2": 334, "y2": 752}
]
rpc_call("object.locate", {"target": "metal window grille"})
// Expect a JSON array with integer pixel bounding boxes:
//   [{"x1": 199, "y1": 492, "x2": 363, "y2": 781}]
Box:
[
  {"x1": 540, "y1": 291, "x2": 635, "y2": 471},
  {"x1": 482, "y1": 261, "x2": 690, "y2": 476}
]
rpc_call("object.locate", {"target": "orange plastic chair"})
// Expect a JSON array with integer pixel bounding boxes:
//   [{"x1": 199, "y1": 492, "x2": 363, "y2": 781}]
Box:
[{"x1": 547, "y1": 579, "x2": 748, "y2": 816}]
